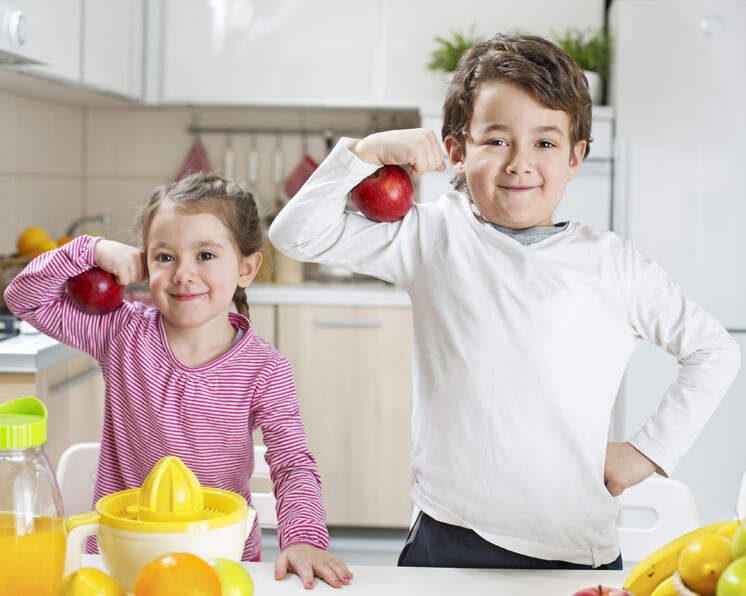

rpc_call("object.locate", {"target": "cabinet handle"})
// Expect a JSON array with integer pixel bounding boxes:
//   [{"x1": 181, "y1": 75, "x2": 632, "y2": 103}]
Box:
[
  {"x1": 51, "y1": 368, "x2": 100, "y2": 393},
  {"x1": 313, "y1": 319, "x2": 381, "y2": 328}
]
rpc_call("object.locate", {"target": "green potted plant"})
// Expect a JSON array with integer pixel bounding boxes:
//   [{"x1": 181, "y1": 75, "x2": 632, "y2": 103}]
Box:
[
  {"x1": 553, "y1": 28, "x2": 612, "y2": 104},
  {"x1": 427, "y1": 28, "x2": 480, "y2": 73}
]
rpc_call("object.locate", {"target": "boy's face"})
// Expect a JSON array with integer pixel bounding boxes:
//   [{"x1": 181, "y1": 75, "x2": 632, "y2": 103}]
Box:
[{"x1": 445, "y1": 81, "x2": 586, "y2": 229}]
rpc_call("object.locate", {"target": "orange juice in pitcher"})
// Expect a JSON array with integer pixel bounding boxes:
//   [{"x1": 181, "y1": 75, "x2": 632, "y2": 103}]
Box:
[
  {"x1": 0, "y1": 398, "x2": 67, "y2": 595},
  {"x1": 0, "y1": 513, "x2": 66, "y2": 596}
]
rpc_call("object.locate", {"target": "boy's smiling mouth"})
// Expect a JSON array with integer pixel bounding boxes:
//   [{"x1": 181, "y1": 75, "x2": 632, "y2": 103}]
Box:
[{"x1": 499, "y1": 185, "x2": 538, "y2": 192}]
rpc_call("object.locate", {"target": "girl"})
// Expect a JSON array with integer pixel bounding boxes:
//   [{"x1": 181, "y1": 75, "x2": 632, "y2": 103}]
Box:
[{"x1": 4, "y1": 174, "x2": 352, "y2": 590}]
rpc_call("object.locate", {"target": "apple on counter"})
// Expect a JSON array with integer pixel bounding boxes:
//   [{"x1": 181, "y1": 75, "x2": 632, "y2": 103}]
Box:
[
  {"x1": 66, "y1": 268, "x2": 124, "y2": 315},
  {"x1": 572, "y1": 586, "x2": 633, "y2": 596},
  {"x1": 350, "y1": 164, "x2": 414, "y2": 222}
]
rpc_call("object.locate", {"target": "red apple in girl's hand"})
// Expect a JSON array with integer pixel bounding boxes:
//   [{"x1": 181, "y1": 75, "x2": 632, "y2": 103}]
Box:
[
  {"x1": 572, "y1": 586, "x2": 633, "y2": 596},
  {"x1": 350, "y1": 164, "x2": 414, "y2": 222},
  {"x1": 66, "y1": 268, "x2": 124, "y2": 314}
]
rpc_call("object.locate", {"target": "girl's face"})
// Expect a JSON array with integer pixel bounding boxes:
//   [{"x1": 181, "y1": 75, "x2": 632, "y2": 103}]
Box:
[
  {"x1": 146, "y1": 206, "x2": 259, "y2": 333},
  {"x1": 446, "y1": 81, "x2": 586, "y2": 229}
]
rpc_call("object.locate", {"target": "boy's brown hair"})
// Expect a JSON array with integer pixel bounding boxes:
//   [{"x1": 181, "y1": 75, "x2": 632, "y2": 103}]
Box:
[{"x1": 442, "y1": 33, "x2": 593, "y2": 192}]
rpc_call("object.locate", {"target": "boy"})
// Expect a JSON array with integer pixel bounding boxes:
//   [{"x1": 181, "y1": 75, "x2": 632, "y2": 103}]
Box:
[{"x1": 269, "y1": 34, "x2": 740, "y2": 569}]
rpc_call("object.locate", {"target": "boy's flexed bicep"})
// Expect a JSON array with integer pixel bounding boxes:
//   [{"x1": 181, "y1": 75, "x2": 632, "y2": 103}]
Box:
[
  {"x1": 3, "y1": 235, "x2": 143, "y2": 362},
  {"x1": 269, "y1": 134, "x2": 446, "y2": 287}
]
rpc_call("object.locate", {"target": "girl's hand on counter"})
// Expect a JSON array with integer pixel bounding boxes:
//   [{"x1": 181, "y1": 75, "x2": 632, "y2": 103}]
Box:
[
  {"x1": 94, "y1": 239, "x2": 147, "y2": 286},
  {"x1": 275, "y1": 543, "x2": 353, "y2": 589}
]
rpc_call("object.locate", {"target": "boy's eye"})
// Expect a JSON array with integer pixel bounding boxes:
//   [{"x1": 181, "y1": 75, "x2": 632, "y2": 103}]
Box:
[
  {"x1": 198, "y1": 252, "x2": 215, "y2": 260},
  {"x1": 487, "y1": 138, "x2": 508, "y2": 146},
  {"x1": 155, "y1": 253, "x2": 173, "y2": 263},
  {"x1": 538, "y1": 140, "x2": 557, "y2": 148}
]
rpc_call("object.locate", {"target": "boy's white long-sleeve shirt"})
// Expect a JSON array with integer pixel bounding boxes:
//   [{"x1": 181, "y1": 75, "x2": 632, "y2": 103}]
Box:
[{"x1": 269, "y1": 139, "x2": 740, "y2": 565}]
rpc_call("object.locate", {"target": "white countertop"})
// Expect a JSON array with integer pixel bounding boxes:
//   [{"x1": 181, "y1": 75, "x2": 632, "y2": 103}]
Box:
[
  {"x1": 80, "y1": 555, "x2": 628, "y2": 595},
  {"x1": 245, "y1": 282, "x2": 410, "y2": 308},
  {"x1": 0, "y1": 330, "x2": 81, "y2": 373}
]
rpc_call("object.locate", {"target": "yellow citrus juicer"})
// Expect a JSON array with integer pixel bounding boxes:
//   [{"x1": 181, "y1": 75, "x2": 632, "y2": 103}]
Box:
[{"x1": 64, "y1": 455, "x2": 254, "y2": 591}]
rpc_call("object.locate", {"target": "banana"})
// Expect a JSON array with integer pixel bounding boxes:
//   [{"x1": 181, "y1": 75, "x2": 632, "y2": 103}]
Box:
[
  {"x1": 623, "y1": 520, "x2": 738, "y2": 596},
  {"x1": 648, "y1": 575, "x2": 677, "y2": 596}
]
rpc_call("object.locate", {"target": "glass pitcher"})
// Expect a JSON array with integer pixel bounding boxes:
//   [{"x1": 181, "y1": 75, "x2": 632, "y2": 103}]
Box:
[{"x1": 0, "y1": 396, "x2": 66, "y2": 596}]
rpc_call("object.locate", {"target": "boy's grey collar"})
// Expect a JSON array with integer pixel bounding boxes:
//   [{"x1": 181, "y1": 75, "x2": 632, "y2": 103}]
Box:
[{"x1": 489, "y1": 221, "x2": 570, "y2": 245}]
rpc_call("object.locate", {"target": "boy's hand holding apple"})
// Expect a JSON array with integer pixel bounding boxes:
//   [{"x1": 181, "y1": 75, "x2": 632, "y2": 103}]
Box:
[{"x1": 352, "y1": 128, "x2": 446, "y2": 175}]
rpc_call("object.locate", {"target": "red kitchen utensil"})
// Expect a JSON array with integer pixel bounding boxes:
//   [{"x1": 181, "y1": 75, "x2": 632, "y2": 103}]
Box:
[
  {"x1": 284, "y1": 152, "x2": 318, "y2": 198},
  {"x1": 176, "y1": 139, "x2": 212, "y2": 181}
]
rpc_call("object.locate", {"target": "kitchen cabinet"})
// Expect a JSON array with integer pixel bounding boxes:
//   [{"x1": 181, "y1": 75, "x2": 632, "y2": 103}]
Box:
[
  {"x1": 276, "y1": 304, "x2": 414, "y2": 528},
  {"x1": 81, "y1": 0, "x2": 143, "y2": 99},
  {"x1": 248, "y1": 303, "x2": 275, "y2": 347},
  {"x1": 1, "y1": 0, "x2": 82, "y2": 82},
  {"x1": 154, "y1": 0, "x2": 603, "y2": 107},
  {"x1": 0, "y1": 352, "x2": 104, "y2": 468},
  {"x1": 158, "y1": 0, "x2": 380, "y2": 106}
]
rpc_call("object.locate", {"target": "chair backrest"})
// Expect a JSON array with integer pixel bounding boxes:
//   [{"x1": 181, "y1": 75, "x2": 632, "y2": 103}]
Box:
[
  {"x1": 252, "y1": 444, "x2": 278, "y2": 529},
  {"x1": 617, "y1": 476, "x2": 699, "y2": 565},
  {"x1": 56, "y1": 441, "x2": 100, "y2": 516},
  {"x1": 56, "y1": 441, "x2": 278, "y2": 528},
  {"x1": 737, "y1": 472, "x2": 746, "y2": 520}
]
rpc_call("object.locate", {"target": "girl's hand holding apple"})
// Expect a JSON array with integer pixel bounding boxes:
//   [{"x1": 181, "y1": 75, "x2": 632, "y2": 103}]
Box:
[{"x1": 94, "y1": 239, "x2": 147, "y2": 286}]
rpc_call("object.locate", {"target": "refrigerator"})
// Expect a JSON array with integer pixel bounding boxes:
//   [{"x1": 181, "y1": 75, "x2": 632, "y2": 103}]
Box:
[{"x1": 609, "y1": 0, "x2": 746, "y2": 523}]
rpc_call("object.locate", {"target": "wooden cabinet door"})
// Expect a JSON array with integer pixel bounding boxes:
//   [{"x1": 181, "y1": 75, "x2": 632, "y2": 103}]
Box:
[
  {"x1": 248, "y1": 304, "x2": 276, "y2": 348},
  {"x1": 35, "y1": 354, "x2": 105, "y2": 469},
  {"x1": 277, "y1": 304, "x2": 413, "y2": 527}
]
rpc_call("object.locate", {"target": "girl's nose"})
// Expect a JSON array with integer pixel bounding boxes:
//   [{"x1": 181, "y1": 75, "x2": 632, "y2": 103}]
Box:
[{"x1": 172, "y1": 260, "x2": 195, "y2": 284}]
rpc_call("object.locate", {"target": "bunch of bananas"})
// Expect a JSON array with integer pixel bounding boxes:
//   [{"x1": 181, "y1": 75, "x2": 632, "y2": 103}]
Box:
[{"x1": 623, "y1": 520, "x2": 742, "y2": 596}]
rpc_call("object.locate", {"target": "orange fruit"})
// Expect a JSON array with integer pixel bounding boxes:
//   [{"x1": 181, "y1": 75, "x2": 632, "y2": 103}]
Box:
[
  {"x1": 133, "y1": 552, "x2": 222, "y2": 596},
  {"x1": 57, "y1": 235, "x2": 73, "y2": 246},
  {"x1": 679, "y1": 534, "x2": 733, "y2": 595},
  {"x1": 16, "y1": 226, "x2": 51, "y2": 256},
  {"x1": 59, "y1": 567, "x2": 126, "y2": 596}
]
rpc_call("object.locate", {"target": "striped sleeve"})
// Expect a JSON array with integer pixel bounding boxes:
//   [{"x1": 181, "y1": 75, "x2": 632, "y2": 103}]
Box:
[
  {"x1": 2, "y1": 235, "x2": 134, "y2": 363},
  {"x1": 252, "y1": 355, "x2": 330, "y2": 551}
]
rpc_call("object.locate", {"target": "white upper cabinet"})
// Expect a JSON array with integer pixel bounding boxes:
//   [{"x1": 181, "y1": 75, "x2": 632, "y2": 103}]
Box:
[
  {"x1": 158, "y1": 0, "x2": 604, "y2": 107},
  {"x1": 1, "y1": 0, "x2": 82, "y2": 82},
  {"x1": 160, "y1": 0, "x2": 381, "y2": 106},
  {"x1": 81, "y1": 0, "x2": 143, "y2": 99}
]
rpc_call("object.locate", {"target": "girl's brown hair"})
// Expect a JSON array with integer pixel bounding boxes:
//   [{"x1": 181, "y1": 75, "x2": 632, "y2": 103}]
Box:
[
  {"x1": 442, "y1": 33, "x2": 593, "y2": 192},
  {"x1": 135, "y1": 173, "x2": 262, "y2": 318}
]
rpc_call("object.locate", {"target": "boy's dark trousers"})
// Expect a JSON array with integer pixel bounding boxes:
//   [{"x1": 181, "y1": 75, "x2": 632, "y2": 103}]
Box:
[{"x1": 398, "y1": 512, "x2": 623, "y2": 570}]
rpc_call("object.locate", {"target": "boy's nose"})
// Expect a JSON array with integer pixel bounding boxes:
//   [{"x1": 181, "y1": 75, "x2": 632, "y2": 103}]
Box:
[{"x1": 505, "y1": 149, "x2": 533, "y2": 174}]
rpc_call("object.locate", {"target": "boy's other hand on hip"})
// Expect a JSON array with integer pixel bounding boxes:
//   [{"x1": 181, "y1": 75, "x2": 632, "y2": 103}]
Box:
[
  {"x1": 352, "y1": 128, "x2": 446, "y2": 175},
  {"x1": 604, "y1": 441, "x2": 657, "y2": 496}
]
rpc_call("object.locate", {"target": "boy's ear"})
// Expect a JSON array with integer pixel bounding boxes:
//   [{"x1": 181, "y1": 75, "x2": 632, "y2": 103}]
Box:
[
  {"x1": 567, "y1": 140, "x2": 587, "y2": 181},
  {"x1": 444, "y1": 134, "x2": 467, "y2": 176},
  {"x1": 237, "y1": 252, "x2": 263, "y2": 288}
]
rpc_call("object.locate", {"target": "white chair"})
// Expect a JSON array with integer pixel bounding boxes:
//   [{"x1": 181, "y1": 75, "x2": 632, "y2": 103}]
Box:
[
  {"x1": 737, "y1": 472, "x2": 746, "y2": 520},
  {"x1": 57, "y1": 441, "x2": 277, "y2": 528},
  {"x1": 56, "y1": 441, "x2": 100, "y2": 516},
  {"x1": 252, "y1": 444, "x2": 278, "y2": 529},
  {"x1": 617, "y1": 476, "x2": 699, "y2": 566}
]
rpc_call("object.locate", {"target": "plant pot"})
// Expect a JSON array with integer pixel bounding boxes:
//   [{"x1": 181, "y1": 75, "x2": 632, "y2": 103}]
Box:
[{"x1": 584, "y1": 70, "x2": 602, "y2": 104}]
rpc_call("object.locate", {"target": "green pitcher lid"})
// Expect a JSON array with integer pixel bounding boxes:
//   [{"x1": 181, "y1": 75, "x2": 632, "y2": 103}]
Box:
[{"x1": 0, "y1": 396, "x2": 47, "y2": 448}]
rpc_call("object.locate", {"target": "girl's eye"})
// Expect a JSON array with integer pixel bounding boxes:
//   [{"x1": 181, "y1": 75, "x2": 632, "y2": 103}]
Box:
[
  {"x1": 198, "y1": 252, "x2": 215, "y2": 260},
  {"x1": 155, "y1": 253, "x2": 173, "y2": 263}
]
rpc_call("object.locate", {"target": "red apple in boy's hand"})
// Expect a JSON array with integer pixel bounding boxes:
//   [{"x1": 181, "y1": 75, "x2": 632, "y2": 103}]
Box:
[
  {"x1": 350, "y1": 164, "x2": 414, "y2": 222},
  {"x1": 572, "y1": 586, "x2": 633, "y2": 596},
  {"x1": 66, "y1": 268, "x2": 124, "y2": 314}
]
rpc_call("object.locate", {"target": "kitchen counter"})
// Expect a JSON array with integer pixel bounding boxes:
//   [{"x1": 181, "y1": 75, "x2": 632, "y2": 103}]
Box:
[
  {"x1": 80, "y1": 555, "x2": 628, "y2": 594},
  {"x1": 0, "y1": 331, "x2": 81, "y2": 373},
  {"x1": 245, "y1": 282, "x2": 410, "y2": 308}
]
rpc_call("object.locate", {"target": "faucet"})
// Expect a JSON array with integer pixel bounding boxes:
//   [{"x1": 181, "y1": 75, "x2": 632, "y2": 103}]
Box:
[{"x1": 65, "y1": 214, "x2": 111, "y2": 237}]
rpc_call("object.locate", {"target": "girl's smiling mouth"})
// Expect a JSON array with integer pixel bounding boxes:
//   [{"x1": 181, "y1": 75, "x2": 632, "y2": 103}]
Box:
[{"x1": 169, "y1": 292, "x2": 205, "y2": 301}]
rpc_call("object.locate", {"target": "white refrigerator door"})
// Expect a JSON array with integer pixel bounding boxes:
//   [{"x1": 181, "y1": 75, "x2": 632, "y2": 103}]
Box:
[{"x1": 610, "y1": 0, "x2": 746, "y2": 523}]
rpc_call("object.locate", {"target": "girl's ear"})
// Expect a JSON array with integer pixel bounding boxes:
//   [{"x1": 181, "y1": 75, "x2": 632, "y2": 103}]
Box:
[
  {"x1": 444, "y1": 134, "x2": 466, "y2": 176},
  {"x1": 237, "y1": 252, "x2": 263, "y2": 288}
]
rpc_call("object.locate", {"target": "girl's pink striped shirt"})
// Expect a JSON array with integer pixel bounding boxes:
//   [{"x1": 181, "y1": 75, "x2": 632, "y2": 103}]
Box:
[{"x1": 4, "y1": 235, "x2": 329, "y2": 560}]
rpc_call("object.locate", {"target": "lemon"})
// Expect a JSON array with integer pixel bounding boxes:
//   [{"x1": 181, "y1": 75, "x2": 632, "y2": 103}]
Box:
[
  {"x1": 679, "y1": 534, "x2": 733, "y2": 596},
  {"x1": 16, "y1": 226, "x2": 51, "y2": 256},
  {"x1": 59, "y1": 567, "x2": 126, "y2": 596}
]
